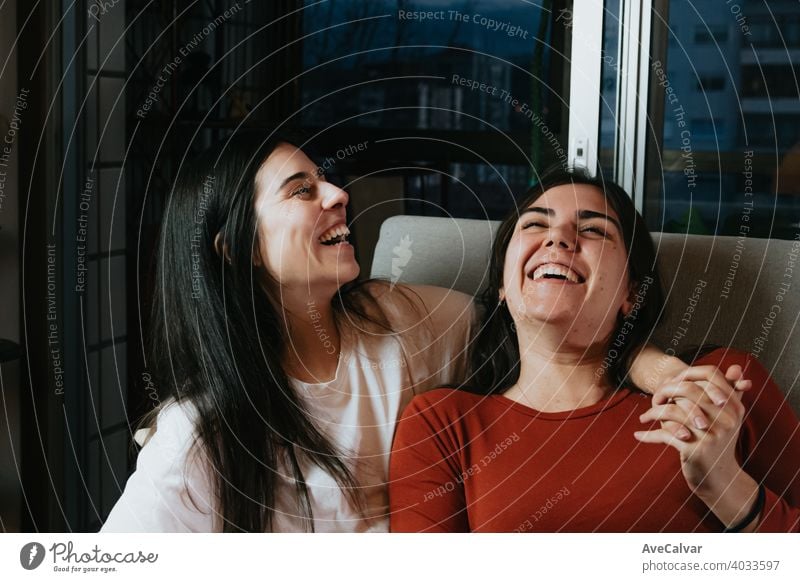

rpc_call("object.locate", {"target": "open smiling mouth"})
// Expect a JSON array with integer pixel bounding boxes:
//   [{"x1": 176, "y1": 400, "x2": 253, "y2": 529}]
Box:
[
  {"x1": 528, "y1": 264, "x2": 586, "y2": 284},
  {"x1": 318, "y1": 225, "x2": 351, "y2": 246}
]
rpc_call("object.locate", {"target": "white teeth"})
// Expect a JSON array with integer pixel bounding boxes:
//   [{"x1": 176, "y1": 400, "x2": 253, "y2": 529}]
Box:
[
  {"x1": 531, "y1": 264, "x2": 581, "y2": 283},
  {"x1": 318, "y1": 225, "x2": 350, "y2": 244}
]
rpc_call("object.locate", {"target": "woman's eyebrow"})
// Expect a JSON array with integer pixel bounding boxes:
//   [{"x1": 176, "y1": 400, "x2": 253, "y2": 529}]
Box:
[
  {"x1": 578, "y1": 209, "x2": 621, "y2": 232},
  {"x1": 520, "y1": 207, "x2": 554, "y2": 218},
  {"x1": 278, "y1": 171, "x2": 312, "y2": 191}
]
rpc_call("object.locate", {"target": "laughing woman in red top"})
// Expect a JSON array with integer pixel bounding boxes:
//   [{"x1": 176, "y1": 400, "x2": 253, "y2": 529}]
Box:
[{"x1": 389, "y1": 169, "x2": 800, "y2": 533}]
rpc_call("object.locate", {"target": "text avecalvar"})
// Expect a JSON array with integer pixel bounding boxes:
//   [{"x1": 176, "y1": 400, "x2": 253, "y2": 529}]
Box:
[{"x1": 642, "y1": 543, "x2": 702, "y2": 554}]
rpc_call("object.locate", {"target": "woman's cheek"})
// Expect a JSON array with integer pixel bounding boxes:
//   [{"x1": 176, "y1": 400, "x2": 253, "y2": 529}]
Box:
[{"x1": 283, "y1": 197, "x2": 303, "y2": 218}]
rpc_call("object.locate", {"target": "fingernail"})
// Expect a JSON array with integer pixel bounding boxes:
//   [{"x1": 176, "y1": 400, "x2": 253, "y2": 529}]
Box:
[
  {"x1": 678, "y1": 428, "x2": 691, "y2": 440},
  {"x1": 694, "y1": 416, "x2": 709, "y2": 430}
]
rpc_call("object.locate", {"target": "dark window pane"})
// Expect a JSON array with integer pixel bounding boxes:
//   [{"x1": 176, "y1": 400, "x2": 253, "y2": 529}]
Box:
[
  {"x1": 695, "y1": 76, "x2": 725, "y2": 91},
  {"x1": 299, "y1": 0, "x2": 571, "y2": 219},
  {"x1": 694, "y1": 24, "x2": 729, "y2": 44},
  {"x1": 599, "y1": 0, "x2": 622, "y2": 176},
  {"x1": 646, "y1": 0, "x2": 800, "y2": 240}
]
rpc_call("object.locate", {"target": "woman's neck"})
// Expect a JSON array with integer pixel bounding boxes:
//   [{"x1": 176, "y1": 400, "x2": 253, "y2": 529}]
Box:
[
  {"x1": 504, "y1": 325, "x2": 614, "y2": 412},
  {"x1": 281, "y1": 292, "x2": 341, "y2": 383}
]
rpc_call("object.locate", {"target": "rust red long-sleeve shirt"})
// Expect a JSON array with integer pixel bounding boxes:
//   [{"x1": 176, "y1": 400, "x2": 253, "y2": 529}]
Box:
[{"x1": 389, "y1": 349, "x2": 800, "y2": 532}]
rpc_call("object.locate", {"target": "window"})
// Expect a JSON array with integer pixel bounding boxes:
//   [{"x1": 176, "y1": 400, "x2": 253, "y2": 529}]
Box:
[
  {"x1": 300, "y1": 1, "x2": 567, "y2": 131},
  {"x1": 750, "y1": 15, "x2": 800, "y2": 48},
  {"x1": 640, "y1": 1, "x2": 800, "y2": 240},
  {"x1": 741, "y1": 65, "x2": 800, "y2": 99},
  {"x1": 668, "y1": 25, "x2": 679, "y2": 46},
  {"x1": 598, "y1": 0, "x2": 621, "y2": 176},
  {"x1": 694, "y1": 24, "x2": 728, "y2": 45},
  {"x1": 695, "y1": 76, "x2": 725, "y2": 92},
  {"x1": 690, "y1": 118, "x2": 725, "y2": 140},
  {"x1": 298, "y1": 0, "x2": 572, "y2": 219}
]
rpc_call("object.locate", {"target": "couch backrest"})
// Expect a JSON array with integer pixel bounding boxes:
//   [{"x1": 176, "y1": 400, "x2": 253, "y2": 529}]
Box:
[{"x1": 371, "y1": 215, "x2": 799, "y2": 413}]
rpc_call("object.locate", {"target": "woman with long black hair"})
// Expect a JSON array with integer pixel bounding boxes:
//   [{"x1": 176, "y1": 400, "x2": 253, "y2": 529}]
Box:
[
  {"x1": 103, "y1": 134, "x2": 744, "y2": 532},
  {"x1": 102, "y1": 132, "x2": 477, "y2": 532}
]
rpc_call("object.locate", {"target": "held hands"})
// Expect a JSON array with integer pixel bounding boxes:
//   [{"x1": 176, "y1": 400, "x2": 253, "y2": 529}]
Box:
[
  {"x1": 634, "y1": 364, "x2": 761, "y2": 530},
  {"x1": 634, "y1": 365, "x2": 748, "y2": 489}
]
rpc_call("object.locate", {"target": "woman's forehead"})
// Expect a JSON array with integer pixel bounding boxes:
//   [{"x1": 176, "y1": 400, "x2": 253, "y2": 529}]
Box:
[
  {"x1": 255, "y1": 144, "x2": 314, "y2": 194},
  {"x1": 527, "y1": 183, "x2": 617, "y2": 218},
  {"x1": 261, "y1": 143, "x2": 310, "y2": 173}
]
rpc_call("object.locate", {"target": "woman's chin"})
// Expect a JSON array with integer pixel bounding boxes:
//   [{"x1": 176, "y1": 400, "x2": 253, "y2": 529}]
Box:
[
  {"x1": 332, "y1": 262, "x2": 360, "y2": 286},
  {"x1": 513, "y1": 300, "x2": 578, "y2": 323}
]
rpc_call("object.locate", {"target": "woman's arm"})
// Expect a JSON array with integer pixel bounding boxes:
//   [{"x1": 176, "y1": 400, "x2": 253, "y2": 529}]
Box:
[
  {"x1": 635, "y1": 349, "x2": 800, "y2": 532},
  {"x1": 378, "y1": 283, "x2": 477, "y2": 392},
  {"x1": 101, "y1": 402, "x2": 216, "y2": 532},
  {"x1": 389, "y1": 392, "x2": 470, "y2": 532},
  {"x1": 628, "y1": 343, "x2": 687, "y2": 393},
  {"x1": 733, "y1": 352, "x2": 800, "y2": 531}
]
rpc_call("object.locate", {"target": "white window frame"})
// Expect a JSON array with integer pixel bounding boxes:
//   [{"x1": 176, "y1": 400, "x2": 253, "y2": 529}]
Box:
[
  {"x1": 568, "y1": 0, "x2": 656, "y2": 211},
  {"x1": 567, "y1": 0, "x2": 604, "y2": 176}
]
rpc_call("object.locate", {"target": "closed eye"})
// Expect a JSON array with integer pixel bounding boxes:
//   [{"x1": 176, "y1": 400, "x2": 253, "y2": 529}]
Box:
[
  {"x1": 290, "y1": 184, "x2": 312, "y2": 199},
  {"x1": 580, "y1": 225, "x2": 610, "y2": 237},
  {"x1": 290, "y1": 170, "x2": 326, "y2": 198},
  {"x1": 522, "y1": 221, "x2": 548, "y2": 230}
]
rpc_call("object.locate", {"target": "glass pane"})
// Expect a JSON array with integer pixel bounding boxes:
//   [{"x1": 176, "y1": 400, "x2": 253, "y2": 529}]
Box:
[
  {"x1": 645, "y1": 0, "x2": 800, "y2": 239},
  {"x1": 302, "y1": 1, "x2": 559, "y2": 129},
  {"x1": 598, "y1": 0, "x2": 622, "y2": 177},
  {"x1": 300, "y1": 0, "x2": 571, "y2": 186}
]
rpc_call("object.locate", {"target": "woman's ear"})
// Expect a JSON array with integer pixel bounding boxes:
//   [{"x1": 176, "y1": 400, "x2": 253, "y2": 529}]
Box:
[
  {"x1": 621, "y1": 281, "x2": 637, "y2": 317},
  {"x1": 251, "y1": 245, "x2": 263, "y2": 268}
]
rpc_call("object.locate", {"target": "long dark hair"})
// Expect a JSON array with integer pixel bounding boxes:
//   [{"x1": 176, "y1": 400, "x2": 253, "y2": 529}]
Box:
[
  {"x1": 467, "y1": 167, "x2": 664, "y2": 393},
  {"x1": 149, "y1": 131, "x2": 387, "y2": 531}
]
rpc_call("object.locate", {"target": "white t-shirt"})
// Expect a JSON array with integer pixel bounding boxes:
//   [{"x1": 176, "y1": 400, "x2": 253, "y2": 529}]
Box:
[{"x1": 101, "y1": 284, "x2": 476, "y2": 532}]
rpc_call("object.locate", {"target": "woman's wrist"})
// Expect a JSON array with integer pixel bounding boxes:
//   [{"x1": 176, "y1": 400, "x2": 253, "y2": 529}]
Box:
[
  {"x1": 724, "y1": 483, "x2": 765, "y2": 532},
  {"x1": 629, "y1": 344, "x2": 687, "y2": 393},
  {"x1": 695, "y1": 469, "x2": 762, "y2": 532}
]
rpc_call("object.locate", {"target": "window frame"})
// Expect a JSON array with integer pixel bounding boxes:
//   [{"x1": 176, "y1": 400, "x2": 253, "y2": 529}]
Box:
[{"x1": 569, "y1": 0, "x2": 669, "y2": 213}]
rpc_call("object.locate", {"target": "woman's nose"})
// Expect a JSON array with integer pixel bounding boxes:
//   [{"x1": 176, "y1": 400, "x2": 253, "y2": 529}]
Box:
[
  {"x1": 320, "y1": 182, "x2": 349, "y2": 210},
  {"x1": 545, "y1": 228, "x2": 576, "y2": 250}
]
